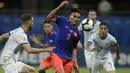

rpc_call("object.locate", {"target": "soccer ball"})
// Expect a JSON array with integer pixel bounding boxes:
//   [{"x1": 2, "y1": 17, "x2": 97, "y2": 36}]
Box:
[{"x1": 81, "y1": 18, "x2": 94, "y2": 31}]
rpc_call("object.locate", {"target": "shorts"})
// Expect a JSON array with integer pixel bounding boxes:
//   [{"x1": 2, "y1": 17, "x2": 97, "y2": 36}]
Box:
[
  {"x1": 84, "y1": 49, "x2": 94, "y2": 68},
  {"x1": 41, "y1": 54, "x2": 52, "y2": 68},
  {"x1": 51, "y1": 53, "x2": 73, "y2": 73},
  {"x1": 16, "y1": 62, "x2": 25, "y2": 72},
  {"x1": 92, "y1": 58, "x2": 115, "y2": 73},
  {"x1": 0, "y1": 57, "x2": 24, "y2": 73}
]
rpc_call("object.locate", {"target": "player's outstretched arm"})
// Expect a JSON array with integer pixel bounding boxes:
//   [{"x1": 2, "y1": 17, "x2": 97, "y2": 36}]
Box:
[
  {"x1": 22, "y1": 43, "x2": 54, "y2": 54},
  {"x1": 84, "y1": 41, "x2": 95, "y2": 51},
  {"x1": 47, "y1": 1, "x2": 68, "y2": 22},
  {"x1": 30, "y1": 34, "x2": 48, "y2": 48},
  {"x1": 77, "y1": 41, "x2": 82, "y2": 48},
  {"x1": 0, "y1": 33, "x2": 10, "y2": 41},
  {"x1": 114, "y1": 43, "x2": 121, "y2": 62},
  {"x1": 72, "y1": 48, "x2": 79, "y2": 73}
]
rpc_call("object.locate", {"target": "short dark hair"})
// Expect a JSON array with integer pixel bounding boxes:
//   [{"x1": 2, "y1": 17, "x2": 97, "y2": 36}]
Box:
[
  {"x1": 88, "y1": 9, "x2": 96, "y2": 14},
  {"x1": 21, "y1": 13, "x2": 32, "y2": 23},
  {"x1": 43, "y1": 19, "x2": 53, "y2": 25},
  {"x1": 88, "y1": 9, "x2": 96, "y2": 12},
  {"x1": 100, "y1": 22, "x2": 108, "y2": 27},
  {"x1": 70, "y1": 8, "x2": 81, "y2": 14}
]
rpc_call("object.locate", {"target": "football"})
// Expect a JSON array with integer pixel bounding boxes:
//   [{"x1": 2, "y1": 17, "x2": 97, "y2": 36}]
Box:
[{"x1": 81, "y1": 18, "x2": 94, "y2": 31}]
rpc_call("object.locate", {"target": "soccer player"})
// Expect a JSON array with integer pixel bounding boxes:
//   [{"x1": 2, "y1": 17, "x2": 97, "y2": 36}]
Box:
[
  {"x1": 47, "y1": 1, "x2": 81, "y2": 73},
  {"x1": 85, "y1": 22, "x2": 120, "y2": 73},
  {"x1": 78, "y1": 9, "x2": 101, "y2": 73},
  {"x1": 30, "y1": 19, "x2": 57, "y2": 73},
  {"x1": 30, "y1": 19, "x2": 57, "y2": 48},
  {"x1": 0, "y1": 13, "x2": 53, "y2": 73}
]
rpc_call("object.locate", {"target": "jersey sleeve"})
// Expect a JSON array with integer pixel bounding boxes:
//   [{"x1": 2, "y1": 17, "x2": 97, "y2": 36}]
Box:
[
  {"x1": 78, "y1": 23, "x2": 83, "y2": 31},
  {"x1": 14, "y1": 33, "x2": 29, "y2": 44},
  {"x1": 9, "y1": 29, "x2": 17, "y2": 35},
  {"x1": 73, "y1": 31, "x2": 80, "y2": 49},
  {"x1": 55, "y1": 15, "x2": 66, "y2": 26},
  {"x1": 46, "y1": 37, "x2": 54, "y2": 46},
  {"x1": 91, "y1": 21, "x2": 100, "y2": 33},
  {"x1": 110, "y1": 35, "x2": 117, "y2": 45},
  {"x1": 88, "y1": 33, "x2": 96, "y2": 43}
]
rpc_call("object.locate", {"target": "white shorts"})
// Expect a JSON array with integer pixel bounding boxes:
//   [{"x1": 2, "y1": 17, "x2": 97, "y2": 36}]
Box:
[
  {"x1": 92, "y1": 58, "x2": 115, "y2": 73},
  {"x1": 0, "y1": 57, "x2": 25, "y2": 73},
  {"x1": 84, "y1": 49, "x2": 94, "y2": 68},
  {"x1": 16, "y1": 62, "x2": 25, "y2": 72}
]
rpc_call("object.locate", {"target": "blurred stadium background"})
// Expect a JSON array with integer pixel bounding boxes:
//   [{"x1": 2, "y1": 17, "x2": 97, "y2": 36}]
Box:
[{"x1": 0, "y1": 0, "x2": 130, "y2": 73}]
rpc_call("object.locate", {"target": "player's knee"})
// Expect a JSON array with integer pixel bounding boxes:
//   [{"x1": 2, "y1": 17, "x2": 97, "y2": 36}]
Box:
[
  {"x1": 108, "y1": 70, "x2": 115, "y2": 73},
  {"x1": 38, "y1": 68, "x2": 46, "y2": 73},
  {"x1": 56, "y1": 70, "x2": 64, "y2": 73},
  {"x1": 38, "y1": 65, "x2": 48, "y2": 72},
  {"x1": 28, "y1": 67, "x2": 35, "y2": 73}
]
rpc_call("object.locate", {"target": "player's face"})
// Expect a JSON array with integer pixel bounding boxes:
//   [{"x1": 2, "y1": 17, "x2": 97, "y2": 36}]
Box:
[
  {"x1": 28, "y1": 17, "x2": 34, "y2": 31},
  {"x1": 69, "y1": 12, "x2": 81, "y2": 25},
  {"x1": 44, "y1": 23, "x2": 53, "y2": 34},
  {"x1": 88, "y1": 11, "x2": 97, "y2": 20},
  {"x1": 99, "y1": 25, "x2": 108, "y2": 39}
]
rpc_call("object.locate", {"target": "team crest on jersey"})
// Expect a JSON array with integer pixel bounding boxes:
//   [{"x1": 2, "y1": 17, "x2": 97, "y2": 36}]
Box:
[
  {"x1": 65, "y1": 26, "x2": 68, "y2": 29},
  {"x1": 106, "y1": 43, "x2": 109, "y2": 46},
  {"x1": 49, "y1": 40, "x2": 53, "y2": 43}
]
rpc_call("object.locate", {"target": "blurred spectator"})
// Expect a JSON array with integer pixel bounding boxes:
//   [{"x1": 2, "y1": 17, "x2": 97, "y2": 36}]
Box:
[
  {"x1": 98, "y1": 0, "x2": 113, "y2": 16},
  {"x1": 72, "y1": 3, "x2": 79, "y2": 9},
  {"x1": 0, "y1": 0, "x2": 4, "y2": 9},
  {"x1": 4, "y1": 0, "x2": 22, "y2": 9},
  {"x1": 0, "y1": 2, "x2": 4, "y2": 9}
]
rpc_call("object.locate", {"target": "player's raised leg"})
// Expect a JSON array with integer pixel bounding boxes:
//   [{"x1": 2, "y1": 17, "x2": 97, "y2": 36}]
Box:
[
  {"x1": 51, "y1": 53, "x2": 64, "y2": 73},
  {"x1": 38, "y1": 64, "x2": 47, "y2": 73},
  {"x1": 63, "y1": 60, "x2": 73, "y2": 73},
  {"x1": 92, "y1": 61, "x2": 102, "y2": 73},
  {"x1": 38, "y1": 54, "x2": 52, "y2": 73},
  {"x1": 103, "y1": 58, "x2": 115, "y2": 73},
  {"x1": 1, "y1": 57, "x2": 19, "y2": 73},
  {"x1": 16, "y1": 62, "x2": 35, "y2": 73}
]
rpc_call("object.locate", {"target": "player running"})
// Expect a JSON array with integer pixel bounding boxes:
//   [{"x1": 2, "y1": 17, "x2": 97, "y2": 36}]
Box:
[
  {"x1": 0, "y1": 13, "x2": 53, "y2": 73},
  {"x1": 85, "y1": 22, "x2": 120, "y2": 73},
  {"x1": 30, "y1": 19, "x2": 57, "y2": 73},
  {"x1": 47, "y1": 1, "x2": 81, "y2": 73},
  {"x1": 78, "y1": 9, "x2": 101, "y2": 73}
]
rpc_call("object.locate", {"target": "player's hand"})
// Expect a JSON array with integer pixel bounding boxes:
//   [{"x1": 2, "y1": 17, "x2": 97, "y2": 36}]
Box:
[
  {"x1": 85, "y1": 47, "x2": 95, "y2": 52},
  {"x1": 30, "y1": 34, "x2": 39, "y2": 44},
  {"x1": 73, "y1": 63, "x2": 80, "y2": 73},
  {"x1": 45, "y1": 46, "x2": 55, "y2": 52},
  {"x1": 59, "y1": 1, "x2": 69, "y2": 8},
  {"x1": 91, "y1": 48, "x2": 96, "y2": 51}
]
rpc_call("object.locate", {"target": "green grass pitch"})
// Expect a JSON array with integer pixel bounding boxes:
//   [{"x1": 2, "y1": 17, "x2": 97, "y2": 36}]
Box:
[{"x1": 0, "y1": 66, "x2": 130, "y2": 73}]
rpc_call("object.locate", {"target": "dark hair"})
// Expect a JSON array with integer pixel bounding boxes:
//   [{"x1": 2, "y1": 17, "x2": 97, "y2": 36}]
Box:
[
  {"x1": 21, "y1": 13, "x2": 32, "y2": 23},
  {"x1": 88, "y1": 9, "x2": 96, "y2": 14},
  {"x1": 88, "y1": 9, "x2": 96, "y2": 12},
  {"x1": 70, "y1": 8, "x2": 81, "y2": 14},
  {"x1": 43, "y1": 19, "x2": 53, "y2": 25},
  {"x1": 100, "y1": 22, "x2": 108, "y2": 27}
]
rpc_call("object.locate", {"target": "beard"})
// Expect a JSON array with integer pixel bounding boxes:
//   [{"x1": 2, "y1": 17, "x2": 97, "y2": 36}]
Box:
[{"x1": 28, "y1": 25, "x2": 32, "y2": 31}]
